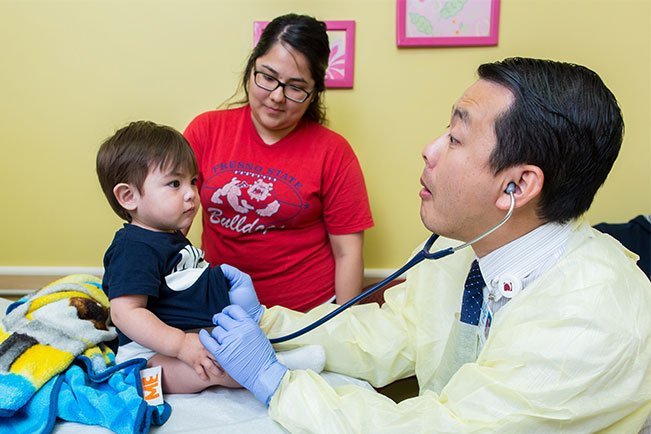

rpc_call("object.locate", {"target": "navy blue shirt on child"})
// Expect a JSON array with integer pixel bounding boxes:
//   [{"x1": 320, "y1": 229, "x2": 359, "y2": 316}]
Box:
[{"x1": 102, "y1": 224, "x2": 230, "y2": 346}]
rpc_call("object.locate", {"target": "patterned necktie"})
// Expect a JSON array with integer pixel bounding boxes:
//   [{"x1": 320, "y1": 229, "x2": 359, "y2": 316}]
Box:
[{"x1": 460, "y1": 260, "x2": 486, "y2": 325}]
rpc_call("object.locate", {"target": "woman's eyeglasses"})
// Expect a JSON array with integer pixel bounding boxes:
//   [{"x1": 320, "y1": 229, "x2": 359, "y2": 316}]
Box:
[{"x1": 253, "y1": 71, "x2": 312, "y2": 103}]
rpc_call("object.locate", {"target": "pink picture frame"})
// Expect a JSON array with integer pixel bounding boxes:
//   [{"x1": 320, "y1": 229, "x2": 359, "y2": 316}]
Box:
[
  {"x1": 396, "y1": 0, "x2": 500, "y2": 47},
  {"x1": 254, "y1": 20, "x2": 355, "y2": 89}
]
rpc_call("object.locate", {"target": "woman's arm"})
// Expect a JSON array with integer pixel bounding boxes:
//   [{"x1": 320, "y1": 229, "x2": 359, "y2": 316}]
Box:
[{"x1": 328, "y1": 232, "x2": 364, "y2": 304}]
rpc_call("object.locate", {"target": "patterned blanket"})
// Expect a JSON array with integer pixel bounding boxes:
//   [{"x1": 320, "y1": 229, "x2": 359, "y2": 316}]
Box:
[{"x1": 0, "y1": 274, "x2": 170, "y2": 433}]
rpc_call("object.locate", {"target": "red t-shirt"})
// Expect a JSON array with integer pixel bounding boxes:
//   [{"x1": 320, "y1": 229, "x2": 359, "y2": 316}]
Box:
[{"x1": 184, "y1": 106, "x2": 374, "y2": 311}]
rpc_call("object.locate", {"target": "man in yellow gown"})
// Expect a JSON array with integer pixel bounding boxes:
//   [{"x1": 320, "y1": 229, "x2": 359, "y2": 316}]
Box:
[{"x1": 200, "y1": 57, "x2": 651, "y2": 433}]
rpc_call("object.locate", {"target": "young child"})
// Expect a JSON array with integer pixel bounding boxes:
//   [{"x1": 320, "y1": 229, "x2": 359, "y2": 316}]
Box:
[
  {"x1": 96, "y1": 120, "x2": 237, "y2": 394},
  {"x1": 96, "y1": 121, "x2": 324, "y2": 394}
]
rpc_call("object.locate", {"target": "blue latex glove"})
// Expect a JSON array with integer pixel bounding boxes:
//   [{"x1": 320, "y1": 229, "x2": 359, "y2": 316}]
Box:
[
  {"x1": 199, "y1": 305, "x2": 287, "y2": 405},
  {"x1": 220, "y1": 264, "x2": 264, "y2": 323}
]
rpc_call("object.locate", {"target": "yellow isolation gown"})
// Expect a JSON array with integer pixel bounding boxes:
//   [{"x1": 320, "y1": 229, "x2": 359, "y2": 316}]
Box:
[{"x1": 261, "y1": 221, "x2": 651, "y2": 433}]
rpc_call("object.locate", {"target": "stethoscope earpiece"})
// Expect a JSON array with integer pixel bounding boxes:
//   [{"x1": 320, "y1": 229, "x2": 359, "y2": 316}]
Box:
[{"x1": 505, "y1": 182, "x2": 517, "y2": 194}]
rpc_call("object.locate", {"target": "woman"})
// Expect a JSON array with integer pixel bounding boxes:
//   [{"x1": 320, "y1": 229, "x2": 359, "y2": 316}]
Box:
[{"x1": 184, "y1": 14, "x2": 373, "y2": 312}]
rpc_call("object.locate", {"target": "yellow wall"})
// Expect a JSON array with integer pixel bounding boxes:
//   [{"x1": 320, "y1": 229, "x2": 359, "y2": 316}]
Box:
[{"x1": 1, "y1": 0, "x2": 649, "y2": 269}]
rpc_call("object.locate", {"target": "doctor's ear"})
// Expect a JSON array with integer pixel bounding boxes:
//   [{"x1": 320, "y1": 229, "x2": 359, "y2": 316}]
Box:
[
  {"x1": 496, "y1": 165, "x2": 544, "y2": 210},
  {"x1": 113, "y1": 183, "x2": 138, "y2": 211}
]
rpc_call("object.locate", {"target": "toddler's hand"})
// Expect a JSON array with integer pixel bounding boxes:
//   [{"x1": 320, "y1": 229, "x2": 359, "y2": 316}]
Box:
[{"x1": 177, "y1": 333, "x2": 222, "y2": 381}]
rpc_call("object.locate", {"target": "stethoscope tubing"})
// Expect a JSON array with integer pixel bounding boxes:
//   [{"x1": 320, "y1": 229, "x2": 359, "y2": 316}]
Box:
[
  {"x1": 269, "y1": 236, "x2": 448, "y2": 343},
  {"x1": 269, "y1": 186, "x2": 516, "y2": 344}
]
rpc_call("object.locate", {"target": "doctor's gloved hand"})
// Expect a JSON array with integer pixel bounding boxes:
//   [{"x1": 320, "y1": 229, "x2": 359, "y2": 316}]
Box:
[
  {"x1": 220, "y1": 264, "x2": 264, "y2": 323},
  {"x1": 199, "y1": 305, "x2": 287, "y2": 405}
]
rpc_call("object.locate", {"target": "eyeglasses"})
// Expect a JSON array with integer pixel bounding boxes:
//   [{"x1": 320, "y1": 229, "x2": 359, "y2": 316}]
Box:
[{"x1": 253, "y1": 71, "x2": 312, "y2": 103}]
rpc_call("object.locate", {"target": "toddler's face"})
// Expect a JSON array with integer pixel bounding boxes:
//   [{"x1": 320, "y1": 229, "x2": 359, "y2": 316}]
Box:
[{"x1": 129, "y1": 164, "x2": 198, "y2": 232}]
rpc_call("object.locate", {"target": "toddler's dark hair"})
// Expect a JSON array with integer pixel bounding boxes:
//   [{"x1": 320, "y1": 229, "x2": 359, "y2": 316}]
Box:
[{"x1": 96, "y1": 120, "x2": 197, "y2": 221}]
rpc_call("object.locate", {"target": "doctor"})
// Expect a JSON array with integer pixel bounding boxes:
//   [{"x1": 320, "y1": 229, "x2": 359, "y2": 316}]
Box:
[{"x1": 200, "y1": 57, "x2": 651, "y2": 432}]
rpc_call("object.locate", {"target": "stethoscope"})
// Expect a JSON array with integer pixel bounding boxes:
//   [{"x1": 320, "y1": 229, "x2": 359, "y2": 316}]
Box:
[{"x1": 269, "y1": 182, "x2": 517, "y2": 344}]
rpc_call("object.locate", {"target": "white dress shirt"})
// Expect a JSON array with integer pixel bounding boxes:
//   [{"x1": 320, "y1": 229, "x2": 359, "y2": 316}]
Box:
[{"x1": 478, "y1": 221, "x2": 572, "y2": 317}]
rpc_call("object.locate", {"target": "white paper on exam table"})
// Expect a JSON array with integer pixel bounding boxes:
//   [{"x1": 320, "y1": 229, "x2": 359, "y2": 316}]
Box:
[
  {"x1": 0, "y1": 297, "x2": 372, "y2": 434},
  {"x1": 52, "y1": 371, "x2": 370, "y2": 434}
]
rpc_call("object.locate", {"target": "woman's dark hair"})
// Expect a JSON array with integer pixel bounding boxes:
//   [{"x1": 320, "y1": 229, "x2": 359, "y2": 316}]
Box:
[
  {"x1": 238, "y1": 13, "x2": 330, "y2": 124},
  {"x1": 478, "y1": 57, "x2": 624, "y2": 223}
]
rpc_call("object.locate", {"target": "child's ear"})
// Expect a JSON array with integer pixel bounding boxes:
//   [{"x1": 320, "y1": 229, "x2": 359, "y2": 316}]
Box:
[{"x1": 113, "y1": 183, "x2": 138, "y2": 211}]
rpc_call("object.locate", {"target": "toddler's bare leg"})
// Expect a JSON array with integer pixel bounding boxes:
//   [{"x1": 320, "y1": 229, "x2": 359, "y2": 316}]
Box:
[{"x1": 148, "y1": 353, "x2": 240, "y2": 394}]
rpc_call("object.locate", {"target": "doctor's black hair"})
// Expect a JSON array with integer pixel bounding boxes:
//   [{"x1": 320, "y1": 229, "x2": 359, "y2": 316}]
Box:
[
  {"x1": 239, "y1": 13, "x2": 330, "y2": 125},
  {"x1": 478, "y1": 57, "x2": 624, "y2": 223}
]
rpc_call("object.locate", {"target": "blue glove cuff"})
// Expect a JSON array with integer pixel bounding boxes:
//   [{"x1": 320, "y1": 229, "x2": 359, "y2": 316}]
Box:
[
  {"x1": 252, "y1": 305, "x2": 264, "y2": 324},
  {"x1": 253, "y1": 362, "x2": 288, "y2": 405}
]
